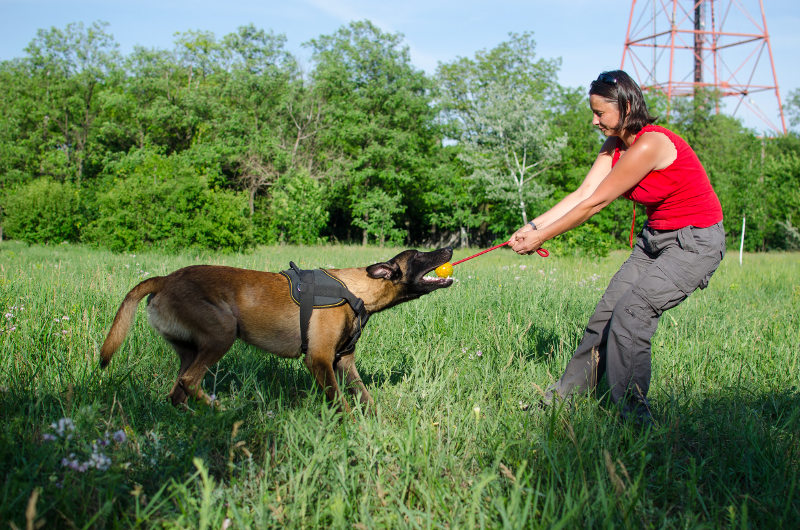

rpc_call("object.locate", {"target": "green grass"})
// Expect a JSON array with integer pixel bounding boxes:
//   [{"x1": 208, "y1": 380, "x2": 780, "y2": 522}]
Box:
[{"x1": 1, "y1": 241, "x2": 798, "y2": 528}]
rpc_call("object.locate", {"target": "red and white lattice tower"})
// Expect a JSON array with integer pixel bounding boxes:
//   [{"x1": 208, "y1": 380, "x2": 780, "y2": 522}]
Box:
[{"x1": 621, "y1": 0, "x2": 786, "y2": 134}]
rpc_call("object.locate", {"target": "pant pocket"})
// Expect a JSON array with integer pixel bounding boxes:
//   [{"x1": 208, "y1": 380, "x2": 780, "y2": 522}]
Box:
[
  {"x1": 632, "y1": 269, "x2": 688, "y2": 316},
  {"x1": 689, "y1": 223, "x2": 726, "y2": 289},
  {"x1": 677, "y1": 226, "x2": 699, "y2": 253}
]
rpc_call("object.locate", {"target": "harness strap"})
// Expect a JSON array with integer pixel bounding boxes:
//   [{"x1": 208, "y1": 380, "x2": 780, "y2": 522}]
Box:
[
  {"x1": 291, "y1": 262, "x2": 315, "y2": 358},
  {"x1": 288, "y1": 262, "x2": 369, "y2": 368}
]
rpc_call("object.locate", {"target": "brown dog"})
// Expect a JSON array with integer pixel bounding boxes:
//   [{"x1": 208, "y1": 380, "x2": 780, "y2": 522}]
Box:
[{"x1": 99, "y1": 248, "x2": 453, "y2": 412}]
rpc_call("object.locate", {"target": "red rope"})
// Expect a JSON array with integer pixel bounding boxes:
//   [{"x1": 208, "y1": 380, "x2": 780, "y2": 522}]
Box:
[{"x1": 452, "y1": 241, "x2": 548, "y2": 266}]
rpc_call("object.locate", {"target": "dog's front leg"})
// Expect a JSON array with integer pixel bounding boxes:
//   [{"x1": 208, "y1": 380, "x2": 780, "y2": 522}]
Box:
[
  {"x1": 335, "y1": 353, "x2": 375, "y2": 414},
  {"x1": 306, "y1": 352, "x2": 350, "y2": 413}
]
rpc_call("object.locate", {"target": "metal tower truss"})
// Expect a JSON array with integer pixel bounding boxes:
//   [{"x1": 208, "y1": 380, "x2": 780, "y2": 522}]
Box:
[{"x1": 621, "y1": 0, "x2": 787, "y2": 134}]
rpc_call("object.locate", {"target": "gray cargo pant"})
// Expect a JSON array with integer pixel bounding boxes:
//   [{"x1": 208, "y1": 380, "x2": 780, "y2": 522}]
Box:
[{"x1": 546, "y1": 221, "x2": 725, "y2": 413}]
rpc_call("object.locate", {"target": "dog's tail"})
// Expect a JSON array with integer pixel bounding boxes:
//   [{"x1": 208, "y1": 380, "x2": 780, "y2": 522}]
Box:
[{"x1": 99, "y1": 276, "x2": 166, "y2": 369}]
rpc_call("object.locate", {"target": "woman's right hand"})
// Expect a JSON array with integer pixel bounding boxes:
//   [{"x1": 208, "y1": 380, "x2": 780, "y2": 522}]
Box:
[
  {"x1": 508, "y1": 223, "x2": 535, "y2": 246},
  {"x1": 510, "y1": 227, "x2": 546, "y2": 255}
]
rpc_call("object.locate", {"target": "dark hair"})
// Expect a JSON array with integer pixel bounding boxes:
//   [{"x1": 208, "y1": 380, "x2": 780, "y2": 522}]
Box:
[{"x1": 589, "y1": 70, "x2": 657, "y2": 135}]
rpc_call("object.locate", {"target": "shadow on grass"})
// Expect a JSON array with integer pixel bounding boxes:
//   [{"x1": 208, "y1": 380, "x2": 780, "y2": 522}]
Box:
[
  {"x1": 513, "y1": 385, "x2": 800, "y2": 526},
  {"x1": 209, "y1": 340, "x2": 415, "y2": 403},
  {"x1": 521, "y1": 325, "x2": 565, "y2": 364}
]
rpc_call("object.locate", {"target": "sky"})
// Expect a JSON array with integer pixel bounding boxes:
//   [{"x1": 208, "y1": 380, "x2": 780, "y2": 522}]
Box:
[{"x1": 1, "y1": 0, "x2": 798, "y2": 134}]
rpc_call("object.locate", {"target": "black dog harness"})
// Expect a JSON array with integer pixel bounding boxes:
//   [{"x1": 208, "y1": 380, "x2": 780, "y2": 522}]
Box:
[{"x1": 280, "y1": 262, "x2": 369, "y2": 368}]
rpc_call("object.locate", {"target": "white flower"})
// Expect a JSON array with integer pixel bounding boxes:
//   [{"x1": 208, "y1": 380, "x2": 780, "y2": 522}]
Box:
[
  {"x1": 52, "y1": 418, "x2": 76, "y2": 437},
  {"x1": 90, "y1": 451, "x2": 112, "y2": 471}
]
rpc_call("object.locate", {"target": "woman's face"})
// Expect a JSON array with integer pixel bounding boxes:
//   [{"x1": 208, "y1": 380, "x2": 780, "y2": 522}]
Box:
[{"x1": 590, "y1": 94, "x2": 622, "y2": 136}]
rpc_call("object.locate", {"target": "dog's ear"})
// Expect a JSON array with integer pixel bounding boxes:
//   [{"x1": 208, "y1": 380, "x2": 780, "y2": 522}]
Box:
[{"x1": 366, "y1": 261, "x2": 401, "y2": 281}]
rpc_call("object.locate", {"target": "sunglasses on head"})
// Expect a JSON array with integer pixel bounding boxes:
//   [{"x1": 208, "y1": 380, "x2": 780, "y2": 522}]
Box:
[{"x1": 597, "y1": 73, "x2": 618, "y2": 84}]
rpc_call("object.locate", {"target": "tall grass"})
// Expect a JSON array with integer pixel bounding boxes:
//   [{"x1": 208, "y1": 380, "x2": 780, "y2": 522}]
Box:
[{"x1": 1, "y1": 241, "x2": 798, "y2": 528}]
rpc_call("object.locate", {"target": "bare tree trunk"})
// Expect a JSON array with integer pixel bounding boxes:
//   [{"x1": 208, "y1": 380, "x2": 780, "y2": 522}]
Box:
[{"x1": 519, "y1": 185, "x2": 528, "y2": 225}]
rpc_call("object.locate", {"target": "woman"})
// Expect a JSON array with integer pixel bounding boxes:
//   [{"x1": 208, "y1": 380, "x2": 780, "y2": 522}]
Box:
[{"x1": 509, "y1": 70, "x2": 725, "y2": 423}]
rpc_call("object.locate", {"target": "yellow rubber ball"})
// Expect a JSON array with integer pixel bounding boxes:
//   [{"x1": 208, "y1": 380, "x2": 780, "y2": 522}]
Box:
[{"x1": 435, "y1": 262, "x2": 454, "y2": 278}]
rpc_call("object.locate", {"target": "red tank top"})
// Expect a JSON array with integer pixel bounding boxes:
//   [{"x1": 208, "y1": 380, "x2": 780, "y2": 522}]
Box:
[{"x1": 612, "y1": 125, "x2": 723, "y2": 230}]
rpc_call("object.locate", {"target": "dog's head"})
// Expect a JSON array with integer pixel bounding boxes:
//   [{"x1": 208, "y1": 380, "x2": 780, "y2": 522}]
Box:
[{"x1": 364, "y1": 248, "x2": 453, "y2": 310}]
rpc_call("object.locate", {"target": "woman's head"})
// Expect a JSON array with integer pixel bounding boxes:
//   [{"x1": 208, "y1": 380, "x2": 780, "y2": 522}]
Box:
[{"x1": 589, "y1": 70, "x2": 656, "y2": 136}]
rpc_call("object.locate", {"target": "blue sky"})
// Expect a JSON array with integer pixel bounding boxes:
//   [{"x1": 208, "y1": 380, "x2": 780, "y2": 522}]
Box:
[{"x1": 1, "y1": 0, "x2": 798, "y2": 134}]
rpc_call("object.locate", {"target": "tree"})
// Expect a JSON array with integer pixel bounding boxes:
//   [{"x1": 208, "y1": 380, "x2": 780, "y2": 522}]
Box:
[
  {"x1": 436, "y1": 32, "x2": 560, "y2": 116},
  {"x1": 237, "y1": 150, "x2": 279, "y2": 215},
  {"x1": 458, "y1": 82, "x2": 566, "y2": 226},
  {"x1": 350, "y1": 188, "x2": 406, "y2": 246},
  {"x1": 785, "y1": 88, "x2": 800, "y2": 131},
  {"x1": 437, "y1": 33, "x2": 564, "y2": 235},
  {"x1": 307, "y1": 20, "x2": 440, "y2": 244},
  {"x1": 209, "y1": 27, "x2": 297, "y2": 195},
  {"x1": 24, "y1": 21, "x2": 121, "y2": 186},
  {"x1": 0, "y1": 59, "x2": 40, "y2": 187}
]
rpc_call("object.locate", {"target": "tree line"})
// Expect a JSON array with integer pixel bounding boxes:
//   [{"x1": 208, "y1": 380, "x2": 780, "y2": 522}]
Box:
[{"x1": 1, "y1": 20, "x2": 798, "y2": 254}]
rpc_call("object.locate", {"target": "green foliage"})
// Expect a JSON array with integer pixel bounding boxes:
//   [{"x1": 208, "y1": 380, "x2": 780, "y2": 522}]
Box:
[
  {"x1": 753, "y1": 148, "x2": 800, "y2": 250},
  {"x1": 457, "y1": 83, "x2": 565, "y2": 226},
  {"x1": 263, "y1": 171, "x2": 330, "y2": 245},
  {"x1": 785, "y1": 88, "x2": 800, "y2": 131},
  {"x1": 23, "y1": 21, "x2": 122, "y2": 185},
  {"x1": 85, "y1": 149, "x2": 253, "y2": 253},
  {"x1": 421, "y1": 147, "x2": 487, "y2": 246},
  {"x1": 2, "y1": 178, "x2": 82, "y2": 243},
  {"x1": 351, "y1": 188, "x2": 407, "y2": 245},
  {"x1": 308, "y1": 20, "x2": 440, "y2": 243},
  {"x1": 437, "y1": 33, "x2": 568, "y2": 239},
  {"x1": 1, "y1": 21, "x2": 799, "y2": 254}
]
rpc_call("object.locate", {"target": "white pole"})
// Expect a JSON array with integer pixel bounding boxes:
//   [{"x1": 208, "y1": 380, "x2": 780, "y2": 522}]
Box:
[{"x1": 739, "y1": 215, "x2": 746, "y2": 265}]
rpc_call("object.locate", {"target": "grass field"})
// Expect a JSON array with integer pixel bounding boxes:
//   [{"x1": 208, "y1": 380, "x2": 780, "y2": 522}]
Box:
[{"x1": 1, "y1": 241, "x2": 798, "y2": 528}]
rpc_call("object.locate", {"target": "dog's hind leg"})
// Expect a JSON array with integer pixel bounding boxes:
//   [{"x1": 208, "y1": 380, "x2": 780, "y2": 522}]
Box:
[
  {"x1": 335, "y1": 353, "x2": 375, "y2": 414},
  {"x1": 175, "y1": 320, "x2": 237, "y2": 407},
  {"x1": 166, "y1": 339, "x2": 198, "y2": 406}
]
